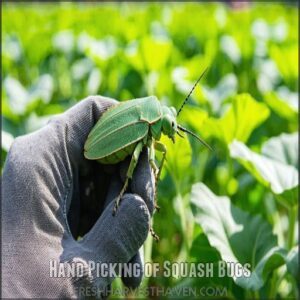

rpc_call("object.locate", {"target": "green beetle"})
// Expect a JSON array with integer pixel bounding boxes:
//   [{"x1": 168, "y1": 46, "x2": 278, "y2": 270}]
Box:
[{"x1": 84, "y1": 69, "x2": 211, "y2": 218}]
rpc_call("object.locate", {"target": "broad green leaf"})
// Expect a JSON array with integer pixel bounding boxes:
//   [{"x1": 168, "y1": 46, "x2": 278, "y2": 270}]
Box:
[
  {"x1": 202, "y1": 73, "x2": 238, "y2": 114},
  {"x1": 230, "y1": 140, "x2": 298, "y2": 206},
  {"x1": 178, "y1": 105, "x2": 208, "y2": 134},
  {"x1": 191, "y1": 183, "x2": 287, "y2": 290},
  {"x1": 4, "y1": 76, "x2": 29, "y2": 115},
  {"x1": 203, "y1": 93, "x2": 270, "y2": 144},
  {"x1": 173, "y1": 234, "x2": 240, "y2": 298},
  {"x1": 184, "y1": 54, "x2": 213, "y2": 81},
  {"x1": 220, "y1": 35, "x2": 241, "y2": 64},
  {"x1": 1, "y1": 131, "x2": 14, "y2": 152},
  {"x1": 125, "y1": 41, "x2": 145, "y2": 73},
  {"x1": 270, "y1": 44, "x2": 298, "y2": 86},
  {"x1": 29, "y1": 74, "x2": 54, "y2": 104},
  {"x1": 3, "y1": 75, "x2": 54, "y2": 117},
  {"x1": 264, "y1": 92, "x2": 298, "y2": 121},
  {"x1": 190, "y1": 234, "x2": 221, "y2": 262},
  {"x1": 86, "y1": 37, "x2": 117, "y2": 62},
  {"x1": 52, "y1": 30, "x2": 74, "y2": 53},
  {"x1": 262, "y1": 132, "x2": 298, "y2": 169},
  {"x1": 236, "y1": 247, "x2": 287, "y2": 291},
  {"x1": 141, "y1": 36, "x2": 172, "y2": 71},
  {"x1": 286, "y1": 246, "x2": 299, "y2": 279}
]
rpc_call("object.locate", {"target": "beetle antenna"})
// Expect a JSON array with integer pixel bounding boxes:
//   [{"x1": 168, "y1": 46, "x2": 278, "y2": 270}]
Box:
[
  {"x1": 177, "y1": 130, "x2": 185, "y2": 138},
  {"x1": 177, "y1": 124, "x2": 212, "y2": 150},
  {"x1": 177, "y1": 67, "x2": 208, "y2": 116}
]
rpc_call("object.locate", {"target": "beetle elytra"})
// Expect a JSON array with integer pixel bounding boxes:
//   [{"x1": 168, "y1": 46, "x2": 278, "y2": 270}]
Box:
[{"x1": 84, "y1": 69, "x2": 211, "y2": 230}]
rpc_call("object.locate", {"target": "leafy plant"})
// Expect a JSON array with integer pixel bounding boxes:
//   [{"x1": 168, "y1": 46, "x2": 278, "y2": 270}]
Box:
[{"x1": 2, "y1": 2, "x2": 298, "y2": 299}]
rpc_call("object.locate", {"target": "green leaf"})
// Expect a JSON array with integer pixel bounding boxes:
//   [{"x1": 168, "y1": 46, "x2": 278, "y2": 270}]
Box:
[
  {"x1": 190, "y1": 233, "x2": 222, "y2": 263},
  {"x1": 286, "y1": 246, "x2": 299, "y2": 279},
  {"x1": 125, "y1": 36, "x2": 172, "y2": 73},
  {"x1": 141, "y1": 36, "x2": 172, "y2": 71},
  {"x1": 160, "y1": 133, "x2": 192, "y2": 184},
  {"x1": 270, "y1": 44, "x2": 298, "y2": 86},
  {"x1": 1, "y1": 130, "x2": 14, "y2": 152},
  {"x1": 264, "y1": 91, "x2": 298, "y2": 121},
  {"x1": 177, "y1": 105, "x2": 208, "y2": 134},
  {"x1": 261, "y1": 132, "x2": 298, "y2": 169},
  {"x1": 174, "y1": 234, "x2": 243, "y2": 299},
  {"x1": 191, "y1": 183, "x2": 287, "y2": 290},
  {"x1": 229, "y1": 139, "x2": 298, "y2": 206},
  {"x1": 202, "y1": 73, "x2": 238, "y2": 115},
  {"x1": 203, "y1": 93, "x2": 270, "y2": 144},
  {"x1": 4, "y1": 76, "x2": 29, "y2": 115},
  {"x1": 125, "y1": 41, "x2": 145, "y2": 73}
]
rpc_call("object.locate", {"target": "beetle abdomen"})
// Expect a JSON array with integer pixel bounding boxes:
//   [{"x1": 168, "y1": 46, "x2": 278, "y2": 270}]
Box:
[
  {"x1": 84, "y1": 121, "x2": 148, "y2": 160},
  {"x1": 98, "y1": 143, "x2": 136, "y2": 164},
  {"x1": 84, "y1": 96, "x2": 161, "y2": 162}
]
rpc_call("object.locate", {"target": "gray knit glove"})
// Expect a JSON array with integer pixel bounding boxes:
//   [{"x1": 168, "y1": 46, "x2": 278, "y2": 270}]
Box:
[{"x1": 2, "y1": 96, "x2": 155, "y2": 299}]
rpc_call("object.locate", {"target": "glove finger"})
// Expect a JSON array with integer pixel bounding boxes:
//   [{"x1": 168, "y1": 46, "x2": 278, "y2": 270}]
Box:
[
  {"x1": 74, "y1": 194, "x2": 149, "y2": 292},
  {"x1": 103, "y1": 171, "x2": 146, "y2": 289},
  {"x1": 77, "y1": 194, "x2": 150, "y2": 279},
  {"x1": 104, "y1": 174, "x2": 146, "y2": 288},
  {"x1": 121, "y1": 250, "x2": 144, "y2": 289}
]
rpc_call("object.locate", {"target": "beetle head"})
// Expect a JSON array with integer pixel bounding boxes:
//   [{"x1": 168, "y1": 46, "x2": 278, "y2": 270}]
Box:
[
  {"x1": 160, "y1": 67, "x2": 212, "y2": 149},
  {"x1": 161, "y1": 106, "x2": 177, "y2": 143},
  {"x1": 161, "y1": 105, "x2": 212, "y2": 150}
]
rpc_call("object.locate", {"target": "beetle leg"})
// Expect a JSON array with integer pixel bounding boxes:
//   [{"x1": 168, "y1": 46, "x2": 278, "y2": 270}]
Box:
[
  {"x1": 149, "y1": 140, "x2": 159, "y2": 176},
  {"x1": 150, "y1": 141, "x2": 167, "y2": 212},
  {"x1": 154, "y1": 141, "x2": 167, "y2": 182},
  {"x1": 113, "y1": 141, "x2": 144, "y2": 216},
  {"x1": 113, "y1": 179, "x2": 129, "y2": 216},
  {"x1": 148, "y1": 140, "x2": 161, "y2": 211},
  {"x1": 150, "y1": 227, "x2": 159, "y2": 242}
]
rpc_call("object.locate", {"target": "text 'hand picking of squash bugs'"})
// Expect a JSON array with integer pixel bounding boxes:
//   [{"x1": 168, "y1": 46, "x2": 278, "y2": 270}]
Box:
[{"x1": 84, "y1": 68, "x2": 211, "y2": 240}]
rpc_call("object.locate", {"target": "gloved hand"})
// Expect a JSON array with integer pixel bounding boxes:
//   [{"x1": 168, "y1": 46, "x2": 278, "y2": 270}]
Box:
[{"x1": 2, "y1": 96, "x2": 155, "y2": 298}]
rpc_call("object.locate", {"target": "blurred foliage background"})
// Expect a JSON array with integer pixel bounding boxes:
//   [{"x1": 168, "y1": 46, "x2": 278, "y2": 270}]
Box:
[{"x1": 2, "y1": 2, "x2": 299, "y2": 299}]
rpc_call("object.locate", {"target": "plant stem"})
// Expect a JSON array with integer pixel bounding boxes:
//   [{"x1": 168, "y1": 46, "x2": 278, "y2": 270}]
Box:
[
  {"x1": 175, "y1": 193, "x2": 189, "y2": 261},
  {"x1": 173, "y1": 178, "x2": 190, "y2": 262},
  {"x1": 138, "y1": 228, "x2": 153, "y2": 298},
  {"x1": 287, "y1": 205, "x2": 297, "y2": 250},
  {"x1": 268, "y1": 195, "x2": 285, "y2": 247},
  {"x1": 225, "y1": 151, "x2": 234, "y2": 196},
  {"x1": 268, "y1": 271, "x2": 278, "y2": 300}
]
